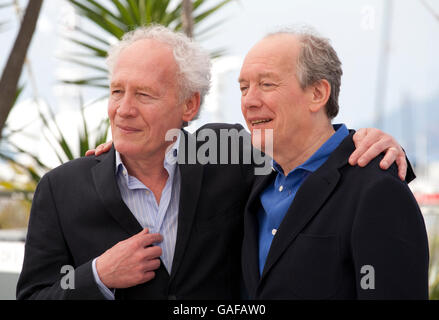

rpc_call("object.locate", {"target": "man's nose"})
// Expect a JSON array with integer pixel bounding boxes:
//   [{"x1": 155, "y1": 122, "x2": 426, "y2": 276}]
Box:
[{"x1": 117, "y1": 95, "x2": 138, "y2": 117}]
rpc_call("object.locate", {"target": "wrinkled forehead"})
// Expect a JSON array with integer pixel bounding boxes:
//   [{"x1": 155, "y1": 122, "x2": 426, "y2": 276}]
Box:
[{"x1": 241, "y1": 34, "x2": 301, "y2": 76}]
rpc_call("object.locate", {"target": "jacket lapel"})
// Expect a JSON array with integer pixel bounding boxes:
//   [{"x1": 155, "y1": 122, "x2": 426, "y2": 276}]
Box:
[
  {"x1": 170, "y1": 130, "x2": 204, "y2": 280},
  {"x1": 260, "y1": 133, "x2": 355, "y2": 281},
  {"x1": 242, "y1": 170, "x2": 276, "y2": 293},
  {"x1": 91, "y1": 146, "x2": 143, "y2": 236}
]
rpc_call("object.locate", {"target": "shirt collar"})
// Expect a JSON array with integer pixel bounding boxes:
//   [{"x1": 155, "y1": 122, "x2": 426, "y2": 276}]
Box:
[
  {"x1": 115, "y1": 130, "x2": 181, "y2": 188},
  {"x1": 272, "y1": 123, "x2": 349, "y2": 176}
]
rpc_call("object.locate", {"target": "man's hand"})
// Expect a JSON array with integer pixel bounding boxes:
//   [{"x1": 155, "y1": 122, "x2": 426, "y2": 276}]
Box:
[
  {"x1": 349, "y1": 128, "x2": 407, "y2": 181},
  {"x1": 85, "y1": 141, "x2": 113, "y2": 157},
  {"x1": 96, "y1": 228, "x2": 163, "y2": 289}
]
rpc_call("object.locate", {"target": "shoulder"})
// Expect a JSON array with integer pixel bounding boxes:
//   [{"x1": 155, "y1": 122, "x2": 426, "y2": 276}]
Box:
[
  {"x1": 337, "y1": 133, "x2": 400, "y2": 184},
  {"x1": 43, "y1": 154, "x2": 101, "y2": 182},
  {"x1": 343, "y1": 153, "x2": 410, "y2": 201},
  {"x1": 333, "y1": 134, "x2": 416, "y2": 208},
  {"x1": 346, "y1": 154, "x2": 421, "y2": 227},
  {"x1": 356, "y1": 154, "x2": 399, "y2": 182}
]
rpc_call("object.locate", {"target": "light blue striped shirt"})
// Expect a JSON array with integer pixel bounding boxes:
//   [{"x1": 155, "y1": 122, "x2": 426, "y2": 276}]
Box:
[{"x1": 92, "y1": 134, "x2": 181, "y2": 299}]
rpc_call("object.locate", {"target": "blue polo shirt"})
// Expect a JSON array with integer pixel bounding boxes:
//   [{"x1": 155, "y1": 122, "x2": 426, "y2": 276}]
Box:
[{"x1": 258, "y1": 124, "x2": 349, "y2": 275}]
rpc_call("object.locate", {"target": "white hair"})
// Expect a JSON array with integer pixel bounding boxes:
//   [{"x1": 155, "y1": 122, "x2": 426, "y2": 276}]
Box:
[{"x1": 106, "y1": 24, "x2": 211, "y2": 108}]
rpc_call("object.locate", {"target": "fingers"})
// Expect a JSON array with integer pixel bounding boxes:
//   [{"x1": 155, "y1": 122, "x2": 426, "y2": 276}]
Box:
[
  {"x1": 349, "y1": 128, "x2": 402, "y2": 167},
  {"x1": 349, "y1": 128, "x2": 408, "y2": 180},
  {"x1": 85, "y1": 149, "x2": 96, "y2": 157},
  {"x1": 141, "y1": 271, "x2": 156, "y2": 283},
  {"x1": 96, "y1": 141, "x2": 113, "y2": 156},
  {"x1": 143, "y1": 245, "x2": 163, "y2": 261},
  {"x1": 379, "y1": 147, "x2": 398, "y2": 170},
  {"x1": 349, "y1": 128, "x2": 371, "y2": 165},
  {"x1": 379, "y1": 150, "x2": 407, "y2": 180},
  {"x1": 95, "y1": 144, "x2": 105, "y2": 156},
  {"x1": 352, "y1": 128, "x2": 368, "y2": 146},
  {"x1": 131, "y1": 228, "x2": 162, "y2": 246},
  {"x1": 97, "y1": 228, "x2": 163, "y2": 288},
  {"x1": 143, "y1": 257, "x2": 161, "y2": 271},
  {"x1": 87, "y1": 141, "x2": 113, "y2": 156},
  {"x1": 350, "y1": 131, "x2": 380, "y2": 166},
  {"x1": 138, "y1": 242, "x2": 162, "y2": 284},
  {"x1": 136, "y1": 228, "x2": 149, "y2": 236},
  {"x1": 134, "y1": 229, "x2": 162, "y2": 262},
  {"x1": 140, "y1": 232, "x2": 163, "y2": 248},
  {"x1": 396, "y1": 154, "x2": 407, "y2": 181}
]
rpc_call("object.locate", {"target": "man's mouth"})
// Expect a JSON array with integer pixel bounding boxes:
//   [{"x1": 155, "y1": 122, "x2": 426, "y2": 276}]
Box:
[
  {"x1": 251, "y1": 119, "x2": 272, "y2": 126},
  {"x1": 117, "y1": 125, "x2": 141, "y2": 133}
]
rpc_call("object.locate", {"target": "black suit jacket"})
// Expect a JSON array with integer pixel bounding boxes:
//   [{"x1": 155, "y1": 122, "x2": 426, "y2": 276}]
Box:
[
  {"x1": 17, "y1": 123, "x2": 254, "y2": 300},
  {"x1": 242, "y1": 132, "x2": 429, "y2": 299}
]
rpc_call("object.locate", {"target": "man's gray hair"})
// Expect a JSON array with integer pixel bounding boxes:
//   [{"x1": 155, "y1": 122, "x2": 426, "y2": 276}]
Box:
[
  {"x1": 106, "y1": 24, "x2": 211, "y2": 107},
  {"x1": 267, "y1": 27, "x2": 343, "y2": 119}
]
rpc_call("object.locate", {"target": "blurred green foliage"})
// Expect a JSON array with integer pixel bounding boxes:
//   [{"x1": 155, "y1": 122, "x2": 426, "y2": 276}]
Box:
[{"x1": 62, "y1": 0, "x2": 232, "y2": 88}]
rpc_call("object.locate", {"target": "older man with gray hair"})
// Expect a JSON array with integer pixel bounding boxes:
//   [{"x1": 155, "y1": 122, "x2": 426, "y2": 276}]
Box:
[
  {"x1": 18, "y1": 24, "x2": 414, "y2": 300},
  {"x1": 240, "y1": 28, "x2": 428, "y2": 299}
]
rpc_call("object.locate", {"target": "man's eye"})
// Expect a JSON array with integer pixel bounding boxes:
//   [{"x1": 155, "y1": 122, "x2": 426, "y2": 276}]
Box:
[
  {"x1": 240, "y1": 86, "x2": 248, "y2": 93},
  {"x1": 137, "y1": 92, "x2": 152, "y2": 102},
  {"x1": 111, "y1": 90, "x2": 123, "y2": 99},
  {"x1": 262, "y1": 83, "x2": 274, "y2": 87}
]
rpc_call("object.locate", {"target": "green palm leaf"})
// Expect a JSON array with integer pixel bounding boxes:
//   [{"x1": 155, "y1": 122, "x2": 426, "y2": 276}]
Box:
[
  {"x1": 111, "y1": 0, "x2": 136, "y2": 27},
  {"x1": 64, "y1": 0, "x2": 234, "y2": 90}
]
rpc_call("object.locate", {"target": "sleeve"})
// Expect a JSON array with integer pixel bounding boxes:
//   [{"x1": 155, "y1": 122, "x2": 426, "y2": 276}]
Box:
[
  {"x1": 16, "y1": 174, "x2": 106, "y2": 300},
  {"x1": 351, "y1": 174, "x2": 429, "y2": 299},
  {"x1": 92, "y1": 258, "x2": 115, "y2": 300},
  {"x1": 404, "y1": 153, "x2": 416, "y2": 183}
]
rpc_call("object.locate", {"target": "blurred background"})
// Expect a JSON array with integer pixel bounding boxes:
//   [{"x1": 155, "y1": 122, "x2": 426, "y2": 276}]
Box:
[{"x1": 0, "y1": 0, "x2": 438, "y2": 299}]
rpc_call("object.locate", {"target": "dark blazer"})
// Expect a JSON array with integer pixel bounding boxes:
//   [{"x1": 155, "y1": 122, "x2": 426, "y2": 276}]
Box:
[
  {"x1": 16, "y1": 123, "x2": 254, "y2": 300},
  {"x1": 242, "y1": 132, "x2": 429, "y2": 300}
]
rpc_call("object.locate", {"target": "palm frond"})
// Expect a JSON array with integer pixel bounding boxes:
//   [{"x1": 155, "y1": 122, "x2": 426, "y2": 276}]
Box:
[
  {"x1": 110, "y1": 0, "x2": 136, "y2": 27},
  {"x1": 63, "y1": 0, "x2": 234, "y2": 90},
  {"x1": 61, "y1": 78, "x2": 109, "y2": 89}
]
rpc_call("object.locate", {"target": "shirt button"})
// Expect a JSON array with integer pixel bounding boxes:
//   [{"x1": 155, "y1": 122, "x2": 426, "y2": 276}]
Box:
[
  {"x1": 272, "y1": 229, "x2": 277, "y2": 236},
  {"x1": 123, "y1": 169, "x2": 127, "y2": 176},
  {"x1": 279, "y1": 185, "x2": 284, "y2": 192},
  {"x1": 145, "y1": 190, "x2": 150, "y2": 194}
]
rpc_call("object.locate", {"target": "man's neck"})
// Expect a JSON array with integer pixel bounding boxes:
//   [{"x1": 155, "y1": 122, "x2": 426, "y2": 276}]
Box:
[
  {"x1": 275, "y1": 123, "x2": 335, "y2": 175},
  {"x1": 120, "y1": 148, "x2": 171, "y2": 204}
]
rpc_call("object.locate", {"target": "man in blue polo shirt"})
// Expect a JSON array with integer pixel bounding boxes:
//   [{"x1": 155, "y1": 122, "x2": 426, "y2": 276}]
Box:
[{"x1": 239, "y1": 28, "x2": 429, "y2": 299}]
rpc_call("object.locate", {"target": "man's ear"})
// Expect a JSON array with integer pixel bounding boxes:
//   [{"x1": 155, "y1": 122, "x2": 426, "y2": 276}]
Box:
[
  {"x1": 182, "y1": 92, "x2": 201, "y2": 123},
  {"x1": 308, "y1": 79, "x2": 331, "y2": 113}
]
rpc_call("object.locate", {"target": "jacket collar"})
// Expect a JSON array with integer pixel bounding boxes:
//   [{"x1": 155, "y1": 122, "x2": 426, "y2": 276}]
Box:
[
  {"x1": 91, "y1": 145, "x2": 143, "y2": 236},
  {"x1": 169, "y1": 129, "x2": 204, "y2": 280}
]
